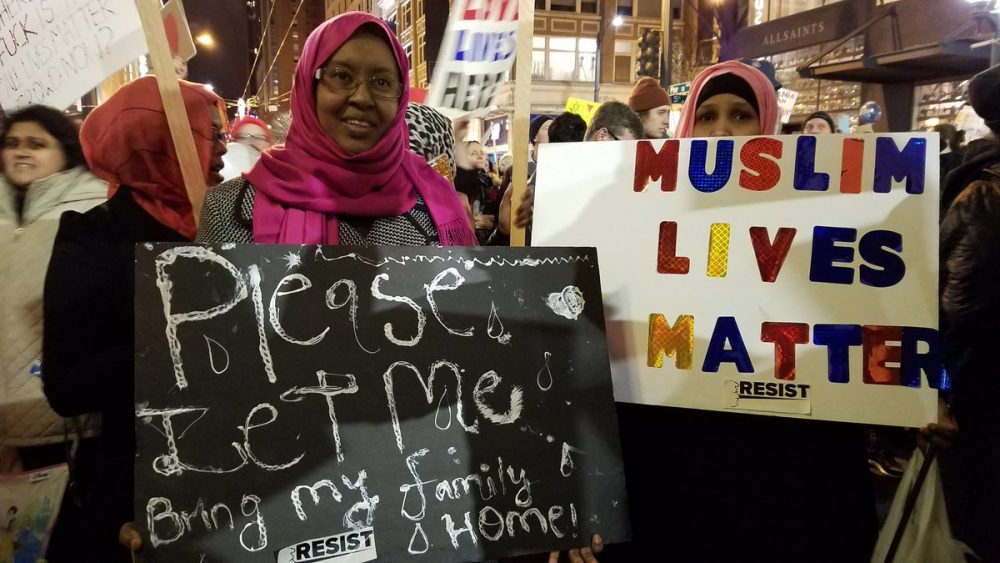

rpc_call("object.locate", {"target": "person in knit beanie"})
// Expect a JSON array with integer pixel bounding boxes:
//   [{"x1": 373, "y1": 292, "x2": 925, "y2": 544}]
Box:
[
  {"x1": 801, "y1": 111, "x2": 836, "y2": 134},
  {"x1": 628, "y1": 76, "x2": 671, "y2": 139},
  {"x1": 528, "y1": 114, "x2": 553, "y2": 161}
]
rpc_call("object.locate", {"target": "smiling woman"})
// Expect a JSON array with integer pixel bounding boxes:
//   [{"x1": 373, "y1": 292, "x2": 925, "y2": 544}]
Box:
[{"x1": 196, "y1": 12, "x2": 475, "y2": 247}]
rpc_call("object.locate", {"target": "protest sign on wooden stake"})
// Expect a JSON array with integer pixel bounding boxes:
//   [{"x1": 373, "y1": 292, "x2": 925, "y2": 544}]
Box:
[
  {"x1": 426, "y1": 0, "x2": 519, "y2": 116},
  {"x1": 135, "y1": 0, "x2": 207, "y2": 225},
  {"x1": 0, "y1": 0, "x2": 147, "y2": 110},
  {"x1": 534, "y1": 134, "x2": 941, "y2": 427},
  {"x1": 509, "y1": 0, "x2": 533, "y2": 247}
]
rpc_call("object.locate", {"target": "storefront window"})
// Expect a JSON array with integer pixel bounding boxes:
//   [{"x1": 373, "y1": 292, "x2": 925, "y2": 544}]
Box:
[
  {"x1": 550, "y1": 0, "x2": 577, "y2": 12},
  {"x1": 915, "y1": 80, "x2": 967, "y2": 130},
  {"x1": 750, "y1": 0, "x2": 845, "y2": 26},
  {"x1": 764, "y1": 36, "x2": 862, "y2": 119},
  {"x1": 532, "y1": 36, "x2": 597, "y2": 82}
]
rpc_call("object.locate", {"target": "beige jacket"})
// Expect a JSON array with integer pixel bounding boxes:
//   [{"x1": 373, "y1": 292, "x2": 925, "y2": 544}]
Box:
[{"x1": 0, "y1": 167, "x2": 107, "y2": 446}]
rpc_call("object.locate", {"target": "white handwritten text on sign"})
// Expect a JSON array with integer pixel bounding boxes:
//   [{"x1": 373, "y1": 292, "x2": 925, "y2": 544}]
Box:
[
  {"x1": 134, "y1": 245, "x2": 630, "y2": 562},
  {"x1": 0, "y1": 0, "x2": 146, "y2": 110}
]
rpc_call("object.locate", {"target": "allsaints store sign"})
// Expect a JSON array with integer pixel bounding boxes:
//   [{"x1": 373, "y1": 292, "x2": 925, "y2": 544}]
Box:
[{"x1": 735, "y1": 0, "x2": 869, "y2": 58}]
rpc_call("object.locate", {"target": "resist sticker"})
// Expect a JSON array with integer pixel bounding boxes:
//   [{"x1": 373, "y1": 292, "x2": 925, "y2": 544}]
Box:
[{"x1": 276, "y1": 528, "x2": 377, "y2": 563}]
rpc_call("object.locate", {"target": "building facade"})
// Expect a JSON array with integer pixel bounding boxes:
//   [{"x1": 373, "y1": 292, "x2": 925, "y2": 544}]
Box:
[
  {"x1": 728, "y1": 0, "x2": 989, "y2": 132},
  {"x1": 252, "y1": 0, "x2": 328, "y2": 117}
]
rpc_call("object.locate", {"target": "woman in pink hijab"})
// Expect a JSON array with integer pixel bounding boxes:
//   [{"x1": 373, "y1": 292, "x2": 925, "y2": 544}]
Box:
[
  {"x1": 606, "y1": 61, "x2": 879, "y2": 562},
  {"x1": 197, "y1": 12, "x2": 475, "y2": 246}
]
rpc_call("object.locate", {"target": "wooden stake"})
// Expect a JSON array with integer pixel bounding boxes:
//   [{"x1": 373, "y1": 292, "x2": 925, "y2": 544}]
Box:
[
  {"x1": 135, "y1": 0, "x2": 207, "y2": 227},
  {"x1": 509, "y1": 0, "x2": 534, "y2": 247}
]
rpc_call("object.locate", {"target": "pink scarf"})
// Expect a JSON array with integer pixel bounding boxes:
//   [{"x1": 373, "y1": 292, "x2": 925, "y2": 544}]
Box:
[
  {"x1": 248, "y1": 12, "x2": 474, "y2": 246},
  {"x1": 674, "y1": 60, "x2": 780, "y2": 139}
]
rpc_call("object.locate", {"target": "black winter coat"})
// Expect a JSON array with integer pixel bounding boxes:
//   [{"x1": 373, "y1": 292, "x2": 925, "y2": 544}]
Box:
[
  {"x1": 940, "y1": 157, "x2": 1000, "y2": 562},
  {"x1": 42, "y1": 188, "x2": 187, "y2": 562}
]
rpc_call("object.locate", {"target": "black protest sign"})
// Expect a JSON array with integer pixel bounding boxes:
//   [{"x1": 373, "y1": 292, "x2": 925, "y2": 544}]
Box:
[{"x1": 134, "y1": 244, "x2": 630, "y2": 562}]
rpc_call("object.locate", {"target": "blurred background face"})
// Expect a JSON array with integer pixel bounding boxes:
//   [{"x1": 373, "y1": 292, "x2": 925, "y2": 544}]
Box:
[
  {"x1": 692, "y1": 94, "x2": 761, "y2": 138},
  {"x1": 234, "y1": 123, "x2": 272, "y2": 152},
  {"x1": 641, "y1": 105, "x2": 671, "y2": 138},
  {"x1": 803, "y1": 117, "x2": 833, "y2": 134},
  {"x1": 535, "y1": 120, "x2": 551, "y2": 145},
  {"x1": 2, "y1": 121, "x2": 67, "y2": 189},
  {"x1": 467, "y1": 142, "x2": 487, "y2": 170},
  {"x1": 207, "y1": 110, "x2": 228, "y2": 185}
]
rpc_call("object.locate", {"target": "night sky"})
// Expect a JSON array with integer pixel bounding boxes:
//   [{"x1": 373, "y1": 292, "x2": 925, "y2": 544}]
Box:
[{"x1": 183, "y1": 0, "x2": 252, "y2": 108}]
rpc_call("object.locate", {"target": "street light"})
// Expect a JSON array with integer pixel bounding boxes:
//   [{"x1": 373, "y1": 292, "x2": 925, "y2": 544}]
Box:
[
  {"x1": 196, "y1": 32, "x2": 216, "y2": 48},
  {"x1": 594, "y1": 15, "x2": 624, "y2": 101}
]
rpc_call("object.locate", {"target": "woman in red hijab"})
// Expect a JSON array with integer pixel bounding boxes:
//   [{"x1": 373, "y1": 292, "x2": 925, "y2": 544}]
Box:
[
  {"x1": 605, "y1": 62, "x2": 877, "y2": 562},
  {"x1": 41, "y1": 76, "x2": 227, "y2": 562},
  {"x1": 197, "y1": 12, "x2": 475, "y2": 247}
]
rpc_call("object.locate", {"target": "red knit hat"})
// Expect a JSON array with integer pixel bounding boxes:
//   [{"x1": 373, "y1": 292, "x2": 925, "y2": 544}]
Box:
[{"x1": 628, "y1": 77, "x2": 671, "y2": 113}]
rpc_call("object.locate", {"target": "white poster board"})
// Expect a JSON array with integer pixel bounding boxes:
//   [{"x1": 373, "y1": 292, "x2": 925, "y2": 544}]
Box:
[
  {"x1": 533, "y1": 134, "x2": 941, "y2": 427},
  {"x1": 0, "y1": 0, "x2": 147, "y2": 111},
  {"x1": 426, "y1": 0, "x2": 518, "y2": 116},
  {"x1": 777, "y1": 88, "x2": 799, "y2": 124}
]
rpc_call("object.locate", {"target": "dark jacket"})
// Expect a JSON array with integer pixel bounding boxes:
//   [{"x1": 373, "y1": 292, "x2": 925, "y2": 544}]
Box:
[
  {"x1": 939, "y1": 158, "x2": 1000, "y2": 562},
  {"x1": 42, "y1": 188, "x2": 187, "y2": 562},
  {"x1": 941, "y1": 145, "x2": 1000, "y2": 216}
]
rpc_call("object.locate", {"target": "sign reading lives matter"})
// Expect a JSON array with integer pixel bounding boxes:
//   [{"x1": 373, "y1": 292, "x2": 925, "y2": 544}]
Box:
[
  {"x1": 426, "y1": 0, "x2": 517, "y2": 115},
  {"x1": 533, "y1": 134, "x2": 942, "y2": 427},
  {"x1": 134, "y1": 244, "x2": 629, "y2": 562},
  {"x1": 0, "y1": 0, "x2": 147, "y2": 111}
]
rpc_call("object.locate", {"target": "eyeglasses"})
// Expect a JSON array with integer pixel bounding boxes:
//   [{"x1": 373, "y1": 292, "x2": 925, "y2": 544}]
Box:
[
  {"x1": 607, "y1": 130, "x2": 620, "y2": 141},
  {"x1": 315, "y1": 66, "x2": 403, "y2": 99},
  {"x1": 212, "y1": 129, "x2": 229, "y2": 144},
  {"x1": 235, "y1": 132, "x2": 268, "y2": 142}
]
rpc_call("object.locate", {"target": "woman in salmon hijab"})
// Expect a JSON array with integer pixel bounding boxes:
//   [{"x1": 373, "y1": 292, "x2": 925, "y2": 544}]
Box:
[
  {"x1": 605, "y1": 61, "x2": 877, "y2": 562},
  {"x1": 197, "y1": 12, "x2": 474, "y2": 247},
  {"x1": 674, "y1": 59, "x2": 779, "y2": 139},
  {"x1": 41, "y1": 76, "x2": 227, "y2": 562}
]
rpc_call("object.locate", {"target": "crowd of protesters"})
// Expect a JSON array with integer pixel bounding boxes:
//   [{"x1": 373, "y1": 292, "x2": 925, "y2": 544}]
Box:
[{"x1": 0, "y1": 8, "x2": 997, "y2": 563}]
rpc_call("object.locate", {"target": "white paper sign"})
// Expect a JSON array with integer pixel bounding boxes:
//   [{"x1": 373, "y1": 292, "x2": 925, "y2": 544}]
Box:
[
  {"x1": 533, "y1": 134, "x2": 941, "y2": 427},
  {"x1": 777, "y1": 88, "x2": 799, "y2": 124},
  {"x1": 0, "y1": 0, "x2": 147, "y2": 111},
  {"x1": 426, "y1": 0, "x2": 518, "y2": 116}
]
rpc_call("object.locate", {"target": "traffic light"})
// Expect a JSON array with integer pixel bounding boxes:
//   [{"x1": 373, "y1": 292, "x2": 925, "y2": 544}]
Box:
[{"x1": 635, "y1": 28, "x2": 662, "y2": 78}]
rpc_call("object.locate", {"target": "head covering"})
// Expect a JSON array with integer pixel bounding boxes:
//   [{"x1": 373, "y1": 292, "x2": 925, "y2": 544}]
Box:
[
  {"x1": 803, "y1": 111, "x2": 836, "y2": 133},
  {"x1": 628, "y1": 77, "x2": 671, "y2": 113},
  {"x1": 696, "y1": 74, "x2": 759, "y2": 115},
  {"x1": 80, "y1": 76, "x2": 224, "y2": 239},
  {"x1": 529, "y1": 115, "x2": 553, "y2": 144},
  {"x1": 406, "y1": 102, "x2": 456, "y2": 182},
  {"x1": 737, "y1": 58, "x2": 782, "y2": 90},
  {"x1": 970, "y1": 63, "x2": 1000, "y2": 133},
  {"x1": 675, "y1": 60, "x2": 779, "y2": 139},
  {"x1": 247, "y1": 12, "x2": 474, "y2": 245},
  {"x1": 231, "y1": 116, "x2": 273, "y2": 143}
]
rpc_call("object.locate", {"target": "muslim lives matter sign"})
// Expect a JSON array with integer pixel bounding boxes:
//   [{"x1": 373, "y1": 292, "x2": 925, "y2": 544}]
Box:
[
  {"x1": 0, "y1": 0, "x2": 146, "y2": 111},
  {"x1": 426, "y1": 0, "x2": 517, "y2": 114},
  {"x1": 133, "y1": 244, "x2": 629, "y2": 562},
  {"x1": 533, "y1": 133, "x2": 941, "y2": 427}
]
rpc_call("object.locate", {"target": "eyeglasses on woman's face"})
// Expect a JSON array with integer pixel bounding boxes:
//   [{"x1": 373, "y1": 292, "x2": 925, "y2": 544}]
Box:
[{"x1": 314, "y1": 66, "x2": 403, "y2": 100}]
